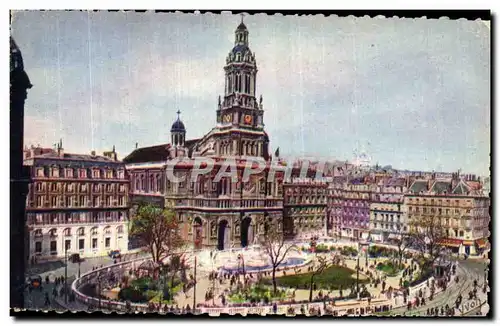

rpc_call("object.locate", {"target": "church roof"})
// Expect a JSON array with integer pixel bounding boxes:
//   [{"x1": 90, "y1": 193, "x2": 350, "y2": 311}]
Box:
[
  {"x1": 123, "y1": 144, "x2": 171, "y2": 164},
  {"x1": 236, "y1": 22, "x2": 247, "y2": 31},
  {"x1": 123, "y1": 138, "x2": 202, "y2": 164},
  {"x1": 171, "y1": 118, "x2": 185, "y2": 132}
]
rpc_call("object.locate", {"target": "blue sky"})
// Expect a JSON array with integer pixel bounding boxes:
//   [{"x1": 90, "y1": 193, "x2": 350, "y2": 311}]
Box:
[{"x1": 11, "y1": 11, "x2": 490, "y2": 176}]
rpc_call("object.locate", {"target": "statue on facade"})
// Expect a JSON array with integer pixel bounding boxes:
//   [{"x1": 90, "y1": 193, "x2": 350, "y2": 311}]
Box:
[
  {"x1": 234, "y1": 92, "x2": 241, "y2": 105},
  {"x1": 218, "y1": 95, "x2": 221, "y2": 109}
]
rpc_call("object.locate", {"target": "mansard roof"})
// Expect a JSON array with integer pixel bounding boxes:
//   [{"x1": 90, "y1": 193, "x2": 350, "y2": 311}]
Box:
[
  {"x1": 431, "y1": 181, "x2": 452, "y2": 195},
  {"x1": 35, "y1": 152, "x2": 117, "y2": 163},
  {"x1": 452, "y1": 181, "x2": 470, "y2": 195},
  {"x1": 408, "y1": 180, "x2": 429, "y2": 194}
]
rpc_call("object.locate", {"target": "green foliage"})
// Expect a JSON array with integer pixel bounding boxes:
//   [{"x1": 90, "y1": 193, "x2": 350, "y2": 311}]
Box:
[
  {"x1": 228, "y1": 284, "x2": 289, "y2": 304},
  {"x1": 128, "y1": 203, "x2": 184, "y2": 263},
  {"x1": 131, "y1": 277, "x2": 155, "y2": 292},
  {"x1": 368, "y1": 246, "x2": 397, "y2": 258},
  {"x1": 263, "y1": 265, "x2": 368, "y2": 290},
  {"x1": 118, "y1": 286, "x2": 147, "y2": 303},
  {"x1": 376, "y1": 261, "x2": 401, "y2": 276},
  {"x1": 340, "y1": 246, "x2": 358, "y2": 257}
]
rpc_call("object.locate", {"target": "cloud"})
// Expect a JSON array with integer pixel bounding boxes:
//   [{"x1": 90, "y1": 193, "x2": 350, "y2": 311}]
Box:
[{"x1": 13, "y1": 12, "x2": 491, "y2": 175}]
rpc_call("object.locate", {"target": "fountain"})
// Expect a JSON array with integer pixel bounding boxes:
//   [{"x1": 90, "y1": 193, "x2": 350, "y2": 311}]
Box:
[{"x1": 220, "y1": 248, "x2": 308, "y2": 273}]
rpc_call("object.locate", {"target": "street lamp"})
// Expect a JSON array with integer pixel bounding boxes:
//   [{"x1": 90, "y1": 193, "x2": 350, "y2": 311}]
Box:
[
  {"x1": 193, "y1": 255, "x2": 197, "y2": 314},
  {"x1": 64, "y1": 245, "x2": 69, "y2": 304},
  {"x1": 97, "y1": 273, "x2": 103, "y2": 310}
]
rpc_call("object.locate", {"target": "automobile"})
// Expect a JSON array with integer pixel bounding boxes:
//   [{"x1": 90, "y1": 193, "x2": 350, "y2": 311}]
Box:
[
  {"x1": 108, "y1": 250, "x2": 121, "y2": 259},
  {"x1": 70, "y1": 253, "x2": 82, "y2": 263},
  {"x1": 27, "y1": 275, "x2": 42, "y2": 289}
]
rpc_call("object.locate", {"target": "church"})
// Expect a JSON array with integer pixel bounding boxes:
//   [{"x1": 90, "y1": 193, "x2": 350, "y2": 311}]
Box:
[{"x1": 123, "y1": 20, "x2": 327, "y2": 250}]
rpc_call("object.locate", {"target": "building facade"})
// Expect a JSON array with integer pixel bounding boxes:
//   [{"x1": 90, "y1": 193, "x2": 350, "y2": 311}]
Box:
[
  {"x1": 405, "y1": 174, "x2": 490, "y2": 255},
  {"x1": 283, "y1": 178, "x2": 328, "y2": 240},
  {"x1": 24, "y1": 144, "x2": 129, "y2": 260},
  {"x1": 340, "y1": 179, "x2": 373, "y2": 240},
  {"x1": 327, "y1": 176, "x2": 347, "y2": 239},
  {"x1": 369, "y1": 178, "x2": 407, "y2": 243}
]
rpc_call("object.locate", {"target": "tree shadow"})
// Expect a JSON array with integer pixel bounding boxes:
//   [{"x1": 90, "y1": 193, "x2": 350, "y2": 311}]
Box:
[{"x1": 27, "y1": 260, "x2": 65, "y2": 275}]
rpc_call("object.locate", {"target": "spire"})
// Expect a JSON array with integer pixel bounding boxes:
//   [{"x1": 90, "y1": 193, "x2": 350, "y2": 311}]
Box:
[
  {"x1": 176, "y1": 110, "x2": 181, "y2": 120},
  {"x1": 241, "y1": 13, "x2": 244, "y2": 24},
  {"x1": 235, "y1": 15, "x2": 249, "y2": 45}
]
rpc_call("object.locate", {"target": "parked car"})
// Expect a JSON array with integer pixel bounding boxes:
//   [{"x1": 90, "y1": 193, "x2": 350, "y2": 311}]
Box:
[
  {"x1": 27, "y1": 275, "x2": 42, "y2": 289},
  {"x1": 108, "y1": 250, "x2": 121, "y2": 259},
  {"x1": 70, "y1": 253, "x2": 82, "y2": 263}
]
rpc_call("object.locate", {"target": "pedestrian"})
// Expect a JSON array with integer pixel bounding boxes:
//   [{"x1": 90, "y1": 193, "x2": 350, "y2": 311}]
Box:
[
  {"x1": 44, "y1": 292, "x2": 50, "y2": 306},
  {"x1": 52, "y1": 287, "x2": 58, "y2": 298},
  {"x1": 45, "y1": 275, "x2": 50, "y2": 285}
]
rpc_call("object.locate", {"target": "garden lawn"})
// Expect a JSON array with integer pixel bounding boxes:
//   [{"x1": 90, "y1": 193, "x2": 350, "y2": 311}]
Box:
[{"x1": 264, "y1": 265, "x2": 369, "y2": 290}]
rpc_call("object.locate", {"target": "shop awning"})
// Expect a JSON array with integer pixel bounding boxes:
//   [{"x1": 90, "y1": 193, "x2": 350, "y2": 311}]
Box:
[
  {"x1": 476, "y1": 238, "x2": 489, "y2": 249},
  {"x1": 437, "y1": 238, "x2": 463, "y2": 248},
  {"x1": 462, "y1": 240, "x2": 474, "y2": 246}
]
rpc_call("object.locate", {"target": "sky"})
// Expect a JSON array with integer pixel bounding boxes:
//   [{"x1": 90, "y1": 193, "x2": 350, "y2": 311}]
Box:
[{"x1": 11, "y1": 11, "x2": 490, "y2": 176}]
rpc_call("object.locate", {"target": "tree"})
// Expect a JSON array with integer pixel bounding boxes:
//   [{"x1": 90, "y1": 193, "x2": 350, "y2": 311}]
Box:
[
  {"x1": 393, "y1": 228, "x2": 412, "y2": 269},
  {"x1": 308, "y1": 255, "x2": 333, "y2": 302},
  {"x1": 129, "y1": 203, "x2": 184, "y2": 264},
  {"x1": 259, "y1": 220, "x2": 297, "y2": 295},
  {"x1": 408, "y1": 214, "x2": 446, "y2": 267}
]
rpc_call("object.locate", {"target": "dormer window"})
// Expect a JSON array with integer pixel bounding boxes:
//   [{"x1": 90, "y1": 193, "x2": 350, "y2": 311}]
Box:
[
  {"x1": 92, "y1": 169, "x2": 100, "y2": 178},
  {"x1": 79, "y1": 169, "x2": 87, "y2": 178},
  {"x1": 106, "y1": 170, "x2": 113, "y2": 179},
  {"x1": 117, "y1": 170, "x2": 124, "y2": 179},
  {"x1": 51, "y1": 167, "x2": 59, "y2": 178},
  {"x1": 36, "y1": 168, "x2": 45, "y2": 177},
  {"x1": 65, "y1": 168, "x2": 73, "y2": 178}
]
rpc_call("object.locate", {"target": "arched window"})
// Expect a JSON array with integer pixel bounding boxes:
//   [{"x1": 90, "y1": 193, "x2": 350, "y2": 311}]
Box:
[
  {"x1": 117, "y1": 225, "x2": 124, "y2": 234},
  {"x1": 63, "y1": 228, "x2": 71, "y2": 236},
  {"x1": 90, "y1": 227, "x2": 98, "y2": 236},
  {"x1": 103, "y1": 226, "x2": 111, "y2": 235},
  {"x1": 150, "y1": 175, "x2": 155, "y2": 192},
  {"x1": 77, "y1": 227, "x2": 85, "y2": 236},
  {"x1": 34, "y1": 229, "x2": 43, "y2": 238},
  {"x1": 141, "y1": 175, "x2": 145, "y2": 191}
]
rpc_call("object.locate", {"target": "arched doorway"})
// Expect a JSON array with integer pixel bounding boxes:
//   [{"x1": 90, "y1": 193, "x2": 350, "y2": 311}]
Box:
[
  {"x1": 193, "y1": 217, "x2": 203, "y2": 250},
  {"x1": 241, "y1": 217, "x2": 253, "y2": 247},
  {"x1": 217, "y1": 220, "x2": 229, "y2": 250}
]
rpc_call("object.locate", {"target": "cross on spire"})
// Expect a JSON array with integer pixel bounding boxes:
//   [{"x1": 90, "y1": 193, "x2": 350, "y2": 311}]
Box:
[{"x1": 176, "y1": 110, "x2": 181, "y2": 119}]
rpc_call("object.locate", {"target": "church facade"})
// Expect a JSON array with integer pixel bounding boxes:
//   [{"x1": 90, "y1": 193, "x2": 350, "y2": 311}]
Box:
[{"x1": 123, "y1": 21, "x2": 324, "y2": 250}]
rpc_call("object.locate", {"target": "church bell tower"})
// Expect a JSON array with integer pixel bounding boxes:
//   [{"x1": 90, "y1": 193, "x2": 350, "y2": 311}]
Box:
[{"x1": 214, "y1": 16, "x2": 267, "y2": 158}]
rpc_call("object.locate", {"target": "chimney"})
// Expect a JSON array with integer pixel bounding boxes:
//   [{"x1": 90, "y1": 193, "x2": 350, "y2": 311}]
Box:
[{"x1": 57, "y1": 138, "x2": 64, "y2": 158}]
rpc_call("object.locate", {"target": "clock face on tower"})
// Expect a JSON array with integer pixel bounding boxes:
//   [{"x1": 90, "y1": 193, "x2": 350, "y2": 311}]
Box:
[
  {"x1": 223, "y1": 114, "x2": 232, "y2": 123},
  {"x1": 244, "y1": 115, "x2": 253, "y2": 125}
]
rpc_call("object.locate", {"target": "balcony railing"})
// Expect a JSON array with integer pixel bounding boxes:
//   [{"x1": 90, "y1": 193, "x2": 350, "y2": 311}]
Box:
[{"x1": 174, "y1": 198, "x2": 283, "y2": 210}]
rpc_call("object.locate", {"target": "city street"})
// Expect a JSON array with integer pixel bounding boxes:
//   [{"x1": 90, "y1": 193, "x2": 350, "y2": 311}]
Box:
[{"x1": 24, "y1": 251, "x2": 147, "y2": 311}]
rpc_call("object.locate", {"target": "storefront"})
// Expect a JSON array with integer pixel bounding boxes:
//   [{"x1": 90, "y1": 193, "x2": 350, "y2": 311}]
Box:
[
  {"x1": 437, "y1": 238, "x2": 463, "y2": 254},
  {"x1": 475, "y1": 238, "x2": 489, "y2": 256}
]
